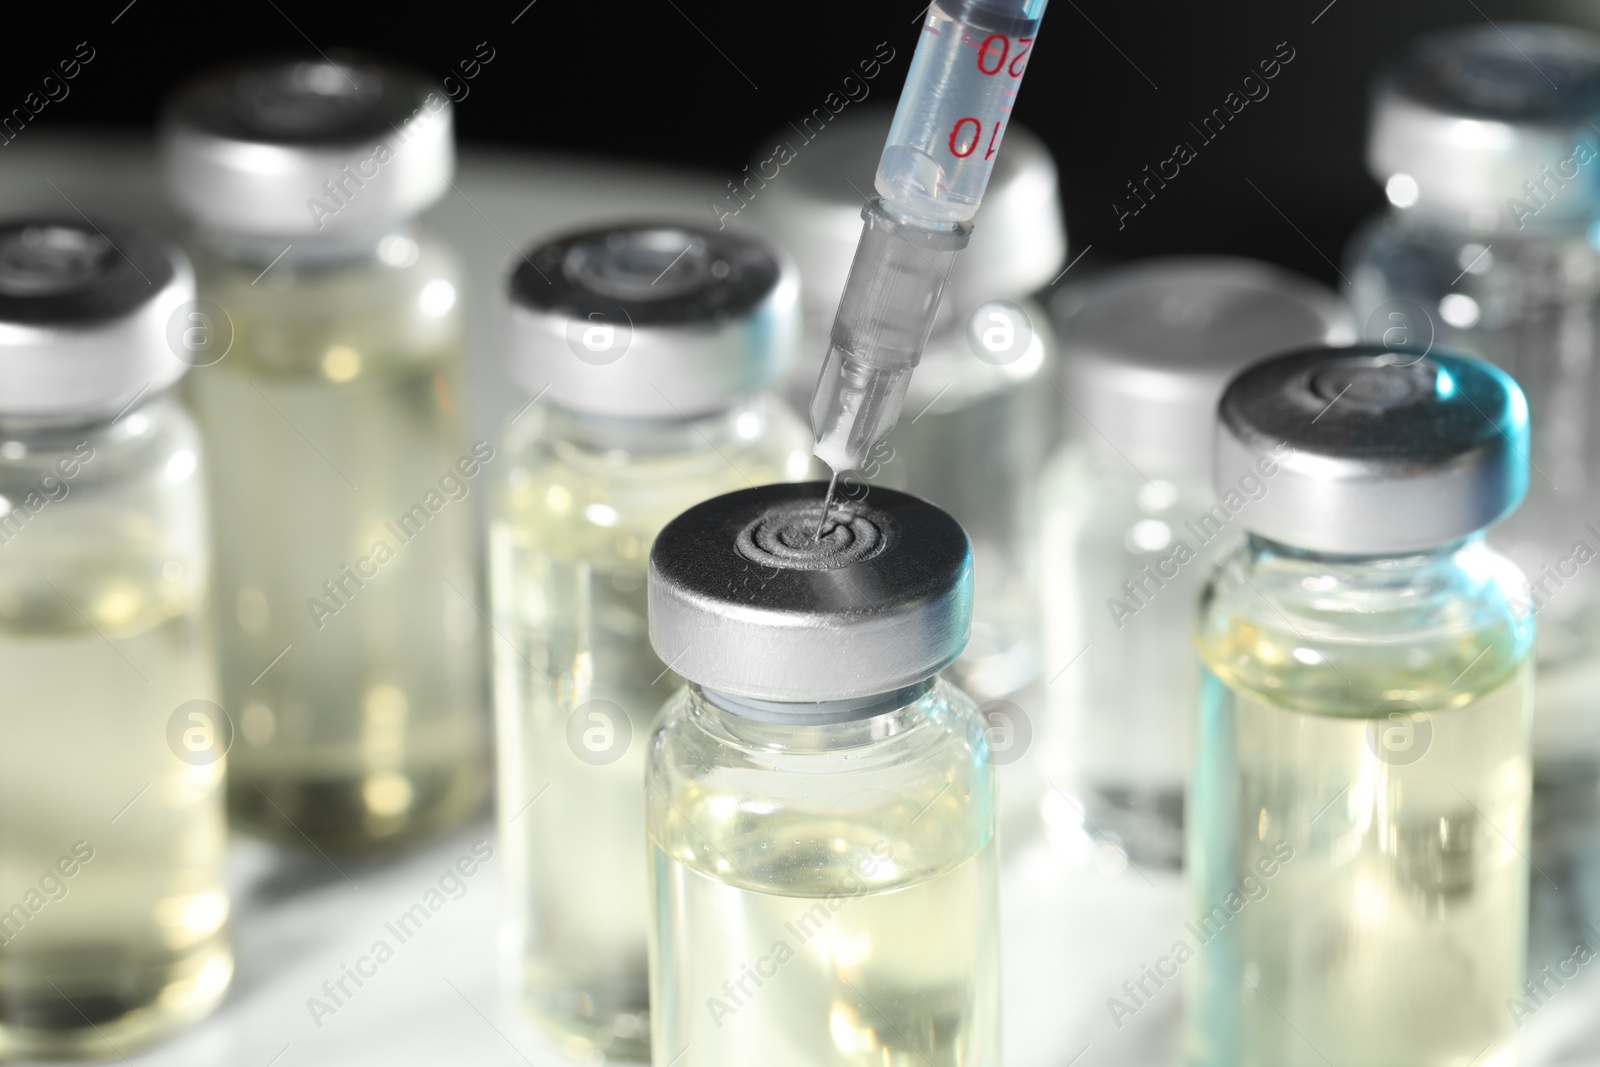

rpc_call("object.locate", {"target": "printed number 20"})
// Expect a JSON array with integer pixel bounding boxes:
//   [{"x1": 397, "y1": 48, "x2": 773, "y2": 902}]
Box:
[{"x1": 976, "y1": 34, "x2": 1033, "y2": 77}]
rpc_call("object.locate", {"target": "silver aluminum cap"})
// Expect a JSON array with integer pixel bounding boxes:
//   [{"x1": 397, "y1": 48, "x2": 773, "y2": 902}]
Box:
[
  {"x1": 1215, "y1": 345, "x2": 1528, "y2": 555},
  {"x1": 649, "y1": 482, "x2": 972, "y2": 703},
  {"x1": 0, "y1": 218, "x2": 193, "y2": 421},
  {"x1": 1054, "y1": 257, "x2": 1354, "y2": 478},
  {"x1": 506, "y1": 223, "x2": 798, "y2": 419},
  {"x1": 161, "y1": 55, "x2": 453, "y2": 238},
  {"x1": 746, "y1": 106, "x2": 1065, "y2": 321},
  {"x1": 1368, "y1": 23, "x2": 1600, "y2": 231}
]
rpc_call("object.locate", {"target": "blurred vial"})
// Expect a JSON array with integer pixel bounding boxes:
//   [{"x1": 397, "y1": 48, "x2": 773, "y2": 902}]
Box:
[
  {"x1": 1345, "y1": 24, "x2": 1600, "y2": 967},
  {"x1": 0, "y1": 219, "x2": 230, "y2": 1055},
  {"x1": 1346, "y1": 24, "x2": 1600, "y2": 785},
  {"x1": 490, "y1": 224, "x2": 813, "y2": 1060},
  {"x1": 645, "y1": 484, "x2": 998, "y2": 1067},
  {"x1": 1189, "y1": 348, "x2": 1531, "y2": 1067},
  {"x1": 1038, "y1": 258, "x2": 1351, "y2": 867},
  {"x1": 161, "y1": 57, "x2": 486, "y2": 851},
  {"x1": 748, "y1": 107, "x2": 1065, "y2": 829}
]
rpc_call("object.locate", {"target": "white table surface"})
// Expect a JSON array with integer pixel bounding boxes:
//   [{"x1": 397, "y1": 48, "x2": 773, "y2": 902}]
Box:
[{"x1": 3, "y1": 134, "x2": 1598, "y2": 1067}]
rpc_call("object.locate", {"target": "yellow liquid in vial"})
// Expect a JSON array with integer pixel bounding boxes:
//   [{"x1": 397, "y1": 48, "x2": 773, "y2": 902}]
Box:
[
  {"x1": 189, "y1": 236, "x2": 487, "y2": 851},
  {"x1": 491, "y1": 403, "x2": 811, "y2": 1059},
  {"x1": 648, "y1": 817, "x2": 998, "y2": 1067},
  {"x1": 0, "y1": 569, "x2": 230, "y2": 1056},
  {"x1": 1190, "y1": 620, "x2": 1531, "y2": 1067}
]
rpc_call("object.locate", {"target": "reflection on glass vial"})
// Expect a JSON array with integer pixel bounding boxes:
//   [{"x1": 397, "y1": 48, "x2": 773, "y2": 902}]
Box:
[
  {"x1": 1039, "y1": 258, "x2": 1351, "y2": 867},
  {"x1": 491, "y1": 225, "x2": 812, "y2": 1060},
  {"x1": 0, "y1": 219, "x2": 230, "y2": 1055},
  {"x1": 162, "y1": 58, "x2": 487, "y2": 851},
  {"x1": 1188, "y1": 349, "x2": 1532, "y2": 1067},
  {"x1": 645, "y1": 484, "x2": 998, "y2": 1066}
]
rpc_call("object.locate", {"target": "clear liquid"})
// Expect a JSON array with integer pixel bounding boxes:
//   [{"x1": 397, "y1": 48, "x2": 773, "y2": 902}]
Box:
[
  {"x1": 188, "y1": 234, "x2": 487, "y2": 852},
  {"x1": 1191, "y1": 611, "x2": 1531, "y2": 1067},
  {"x1": 491, "y1": 401, "x2": 812, "y2": 1059},
  {"x1": 648, "y1": 827, "x2": 998, "y2": 1067},
  {"x1": 880, "y1": 0, "x2": 1044, "y2": 224},
  {"x1": 0, "y1": 548, "x2": 229, "y2": 1055}
]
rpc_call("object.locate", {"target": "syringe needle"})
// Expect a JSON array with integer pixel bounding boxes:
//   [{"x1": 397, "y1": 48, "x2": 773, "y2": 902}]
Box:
[{"x1": 814, "y1": 471, "x2": 839, "y2": 542}]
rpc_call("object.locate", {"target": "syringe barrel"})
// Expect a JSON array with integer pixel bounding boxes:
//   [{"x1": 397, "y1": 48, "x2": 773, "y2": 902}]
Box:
[
  {"x1": 877, "y1": 0, "x2": 1048, "y2": 226},
  {"x1": 810, "y1": 198, "x2": 971, "y2": 471}
]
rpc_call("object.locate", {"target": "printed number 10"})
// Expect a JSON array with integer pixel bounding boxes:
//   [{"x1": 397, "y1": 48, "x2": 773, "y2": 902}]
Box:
[
  {"x1": 949, "y1": 34, "x2": 1032, "y2": 160},
  {"x1": 948, "y1": 117, "x2": 1003, "y2": 160}
]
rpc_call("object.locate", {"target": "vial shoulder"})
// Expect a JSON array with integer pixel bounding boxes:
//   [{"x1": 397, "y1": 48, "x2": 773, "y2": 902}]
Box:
[
  {"x1": 645, "y1": 681, "x2": 994, "y2": 896},
  {"x1": 490, "y1": 397, "x2": 814, "y2": 558},
  {"x1": 190, "y1": 232, "x2": 462, "y2": 377},
  {"x1": 0, "y1": 395, "x2": 204, "y2": 494},
  {"x1": 0, "y1": 396, "x2": 210, "y2": 638},
  {"x1": 1197, "y1": 538, "x2": 1533, "y2": 716}
]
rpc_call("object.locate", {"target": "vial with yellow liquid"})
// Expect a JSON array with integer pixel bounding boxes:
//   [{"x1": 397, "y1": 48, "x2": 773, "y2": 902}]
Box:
[
  {"x1": 161, "y1": 57, "x2": 486, "y2": 850},
  {"x1": 646, "y1": 483, "x2": 999, "y2": 1067},
  {"x1": 0, "y1": 219, "x2": 230, "y2": 1055},
  {"x1": 490, "y1": 224, "x2": 812, "y2": 1060},
  {"x1": 1189, "y1": 346, "x2": 1533, "y2": 1067}
]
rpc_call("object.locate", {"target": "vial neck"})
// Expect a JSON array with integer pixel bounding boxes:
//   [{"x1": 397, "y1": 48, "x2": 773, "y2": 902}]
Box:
[
  {"x1": 1248, "y1": 531, "x2": 1474, "y2": 564},
  {"x1": 689, "y1": 678, "x2": 940, "y2": 750},
  {"x1": 700, "y1": 678, "x2": 936, "y2": 725},
  {"x1": 540, "y1": 394, "x2": 775, "y2": 457},
  {"x1": 193, "y1": 221, "x2": 416, "y2": 269},
  {"x1": 0, "y1": 394, "x2": 175, "y2": 447}
]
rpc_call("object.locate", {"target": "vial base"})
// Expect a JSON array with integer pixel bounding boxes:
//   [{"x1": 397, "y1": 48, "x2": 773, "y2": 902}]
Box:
[
  {"x1": 1530, "y1": 762, "x2": 1600, "y2": 973},
  {"x1": 649, "y1": 834, "x2": 999, "y2": 1067},
  {"x1": 228, "y1": 764, "x2": 487, "y2": 853},
  {"x1": 1187, "y1": 668, "x2": 1529, "y2": 1067},
  {"x1": 521, "y1": 970, "x2": 649, "y2": 1063},
  {"x1": 1072, "y1": 784, "x2": 1185, "y2": 870},
  {"x1": 0, "y1": 940, "x2": 232, "y2": 1060}
]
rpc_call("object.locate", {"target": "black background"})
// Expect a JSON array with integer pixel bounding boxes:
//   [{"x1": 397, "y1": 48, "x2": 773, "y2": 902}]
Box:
[{"x1": 6, "y1": 0, "x2": 1596, "y2": 287}]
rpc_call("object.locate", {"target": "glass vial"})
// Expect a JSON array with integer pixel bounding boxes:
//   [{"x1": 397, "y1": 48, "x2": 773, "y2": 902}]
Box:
[
  {"x1": 161, "y1": 57, "x2": 486, "y2": 851},
  {"x1": 1345, "y1": 27, "x2": 1600, "y2": 832},
  {"x1": 490, "y1": 225, "x2": 813, "y2": 1060},
  {"x1": 1038, "y1": 258, "x2": 1351, "y2": 866},
  {"x1": 645, "y1": 483, "x2": 999, "y2": 1066},
  {"x1": 0, "y1": 219, "x2": 230, "y2": 1055},
  {"x1": 1188, "y1": 347, "x2": 1532, "y2": 1067},
  {"x1": 749, "y1": 107, "x2": 1065, "y2": 829}
]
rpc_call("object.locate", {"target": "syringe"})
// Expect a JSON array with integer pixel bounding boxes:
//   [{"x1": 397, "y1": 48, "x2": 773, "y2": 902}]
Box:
[{"x1": 809, "y1": 0, "x2": 1050, "y2": 491}]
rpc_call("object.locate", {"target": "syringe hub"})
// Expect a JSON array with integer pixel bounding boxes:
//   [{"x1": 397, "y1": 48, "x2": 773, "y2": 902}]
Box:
[{"x1": 810, "y1": 198, "x2": 971, "y2": 471}]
